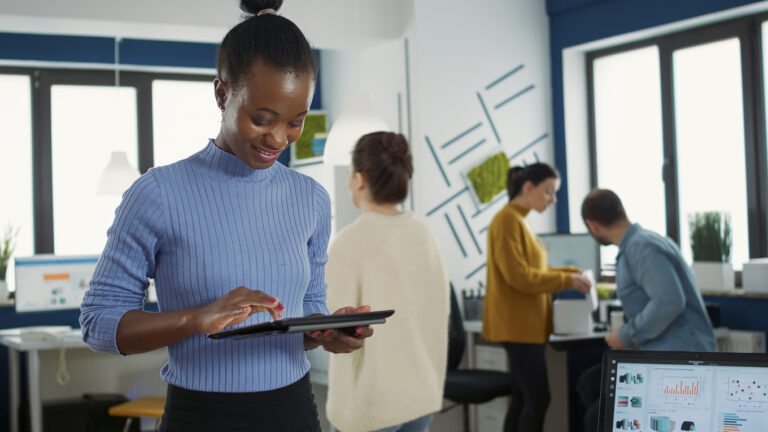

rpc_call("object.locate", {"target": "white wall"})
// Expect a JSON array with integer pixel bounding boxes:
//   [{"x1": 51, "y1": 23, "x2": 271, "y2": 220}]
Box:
[
  {"x1": 409, "y1": 0, "x2": 555, "y2": 289},
  {"x1": 0, "y1": 0, "x2": 412, "y2": 48}
]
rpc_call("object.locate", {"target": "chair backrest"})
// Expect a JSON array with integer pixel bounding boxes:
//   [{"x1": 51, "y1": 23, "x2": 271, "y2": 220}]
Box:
[{"x1": 447, "y1": 283, "x2": 466, "y2": 371}]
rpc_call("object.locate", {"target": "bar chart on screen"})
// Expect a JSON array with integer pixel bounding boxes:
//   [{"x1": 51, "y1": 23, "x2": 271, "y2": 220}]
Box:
[
  {"x1": 717, "y1": 411, "x2": 749, "y2": 431},
  {"x1": 663, "y1": 375, "x2": 702, "y2": 397}
]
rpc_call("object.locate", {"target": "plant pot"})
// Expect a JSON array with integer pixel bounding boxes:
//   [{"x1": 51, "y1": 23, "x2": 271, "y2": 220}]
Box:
[
  {"x1": 691, "y1": 262, "x2": 735, "y2": 291},
  {"x1": 0, "y1": 280, "x2": 7, "y2": 302}
]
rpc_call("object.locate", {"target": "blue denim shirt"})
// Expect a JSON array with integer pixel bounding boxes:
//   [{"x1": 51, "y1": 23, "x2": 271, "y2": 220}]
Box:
[{"x1": 616, "y1": 224, "x2": 716, "y2": 351}]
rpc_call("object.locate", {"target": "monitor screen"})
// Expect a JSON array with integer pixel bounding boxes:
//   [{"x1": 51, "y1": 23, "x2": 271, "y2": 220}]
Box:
[
  {"x1": 599, "y1": 350, "x2": 768, "y2": 432},
  {"x1": 14, "y1": 255, "x2": 99, "y2": 312},
  {"x1": 539, "y1": 233, "x2": 600, "y2": 276}
]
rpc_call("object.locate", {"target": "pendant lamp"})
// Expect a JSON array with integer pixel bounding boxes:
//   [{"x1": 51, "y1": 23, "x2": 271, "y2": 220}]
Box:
[{"x1": 96, "y1": 37, "x2": 139, "y2": 195}]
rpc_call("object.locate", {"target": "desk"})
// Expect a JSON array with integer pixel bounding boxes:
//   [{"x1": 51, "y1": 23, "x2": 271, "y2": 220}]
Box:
[
  {"x1": 549, "y1": 330, "x2": 609, "y2": 351},
  {"x1": 461, "y1": 321, "x2": 569, "y2": 432},
  {"x1": 0, "y1": 329, "x2": 86, "y2": 432}
]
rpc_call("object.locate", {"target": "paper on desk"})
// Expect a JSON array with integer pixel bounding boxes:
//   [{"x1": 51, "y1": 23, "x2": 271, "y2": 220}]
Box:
[{"x1": 583, "y1": 269, "x2": 598, "y2": 312}]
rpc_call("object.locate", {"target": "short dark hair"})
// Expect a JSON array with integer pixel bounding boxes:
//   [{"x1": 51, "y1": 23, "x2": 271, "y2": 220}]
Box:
[
  {"x1": 507, "y1": 163, "x2": 559, "y2": 200},
  {"x1": 217, "y1": 0, "x2": 318, "y2": 86},
  {"x1": 352, "y1": 132, "x2": 413, "y2": 204},
  {"x1": 581, "y1": 188, "x2": 628, "y2": 226}
]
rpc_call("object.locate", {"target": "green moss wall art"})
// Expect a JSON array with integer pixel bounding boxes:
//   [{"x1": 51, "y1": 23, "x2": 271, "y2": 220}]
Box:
[
  {"x1": 463, "y1": 151, "x2": 510, "y2": 209},
  {"x1": 292, "y1": 113, "x2": 327, "y2": 163}
]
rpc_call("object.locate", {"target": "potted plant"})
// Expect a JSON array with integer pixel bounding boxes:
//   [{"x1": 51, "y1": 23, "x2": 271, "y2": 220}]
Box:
[
  {"x1": 689, "y1": 211, "x2": 734, "y2": 291},
  {"x1": 0, "y1": 225, "x2": 19, "y2": 301}
]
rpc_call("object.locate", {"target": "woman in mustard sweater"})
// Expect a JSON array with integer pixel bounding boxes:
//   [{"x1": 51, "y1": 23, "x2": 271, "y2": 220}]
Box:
[{"x1": 482, "y1": 163, "x2": 591, "y2": 432}]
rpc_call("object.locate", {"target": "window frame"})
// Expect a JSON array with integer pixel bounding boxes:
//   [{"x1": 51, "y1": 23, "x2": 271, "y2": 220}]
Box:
[
  {"x1": 586, "y1": 14, "x2": 768, "y2": 263},
  {"x1": 0, "y1": 66, "x2": 215, "y2": 254}
]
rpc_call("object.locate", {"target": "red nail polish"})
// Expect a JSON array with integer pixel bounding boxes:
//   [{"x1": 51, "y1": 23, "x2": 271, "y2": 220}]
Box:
[{"x1": 277, "y1": 304, "x2": 285, "y2": 311}]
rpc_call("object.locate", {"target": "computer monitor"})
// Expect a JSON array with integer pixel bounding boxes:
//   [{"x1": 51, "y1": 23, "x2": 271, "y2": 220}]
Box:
[
  {"x1": 539, "y1": 233, "x2": 600, "y2": 277},
  {"x1": 598, "y1": 350, "x2": 768, "y2": 432},
  {"x1": 14, "y1": 255, "x2": 99, "y2": 312}
]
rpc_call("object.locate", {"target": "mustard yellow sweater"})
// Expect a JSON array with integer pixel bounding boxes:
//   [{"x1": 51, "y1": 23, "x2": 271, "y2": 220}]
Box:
[{"x1": 482, "y1": 203, "x2": 576, "y2": 344}]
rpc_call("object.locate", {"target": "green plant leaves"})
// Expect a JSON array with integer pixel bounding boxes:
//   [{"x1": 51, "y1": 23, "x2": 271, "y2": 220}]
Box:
[
  {"x1": 0, "y1": 225, "x2": 19, "y2": 281},
  {"x1": 688, "y1": 212, "x2": 732, "y2": 263}
]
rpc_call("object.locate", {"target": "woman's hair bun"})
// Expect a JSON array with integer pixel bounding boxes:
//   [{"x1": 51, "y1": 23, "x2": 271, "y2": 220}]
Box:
[
  {"x1": 381, "y1": 133, "x2": 410, "y2": 162},
  {"x1": 240, "y1": 0, "x2": 283, "y2": 15}
]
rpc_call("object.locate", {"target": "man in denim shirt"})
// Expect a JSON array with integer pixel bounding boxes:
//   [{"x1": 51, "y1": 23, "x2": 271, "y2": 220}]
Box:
[
  {"x1": 581, "y1": 188, "x2": 716, "y2": 351},
  {"x1": 576, "y1": 189, "x2": 716, "y2": 432}
]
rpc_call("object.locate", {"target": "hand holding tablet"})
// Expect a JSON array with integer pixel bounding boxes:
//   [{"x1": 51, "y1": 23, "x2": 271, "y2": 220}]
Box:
[{"x1": 207, "y1": 309, "x2": 395, "y2": 340}]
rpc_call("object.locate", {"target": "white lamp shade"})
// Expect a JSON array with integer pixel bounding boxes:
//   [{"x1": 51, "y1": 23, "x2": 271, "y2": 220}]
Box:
[
  {"x1": 97, "y1": 151, "x2": 140, "y2": 195},
  {"x1": 323, "y1": 93, "x2": 390, "y2": 166}
]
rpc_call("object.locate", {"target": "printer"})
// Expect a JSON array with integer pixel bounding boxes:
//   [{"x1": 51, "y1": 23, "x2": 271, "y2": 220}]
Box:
[{"x1": 553, "y1": 270, "x2": 598, "y2": 335}]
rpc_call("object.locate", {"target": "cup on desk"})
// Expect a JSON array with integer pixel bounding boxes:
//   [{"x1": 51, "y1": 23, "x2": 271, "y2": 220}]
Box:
[{"x1": 610, "y1": 311, "x2": 625, "y2": 332}]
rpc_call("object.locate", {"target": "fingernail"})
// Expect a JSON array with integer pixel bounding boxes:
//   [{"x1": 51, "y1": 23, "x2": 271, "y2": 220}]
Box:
[
  {"x1": 277, "y1": 304, "x2": 285, "y2": 311},
  {"x1": 271, "y1": 298, "x2": 278, "y2": 304}
]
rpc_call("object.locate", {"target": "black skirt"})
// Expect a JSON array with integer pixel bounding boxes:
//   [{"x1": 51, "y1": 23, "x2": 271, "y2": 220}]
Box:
[{"x1": 159, "y1": 373, "x2": 321, "y2": 432}]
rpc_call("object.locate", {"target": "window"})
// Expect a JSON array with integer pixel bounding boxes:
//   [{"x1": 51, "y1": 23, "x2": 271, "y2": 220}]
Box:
[
  {"x1": 152, "y1": 79, "x2": 220, "y2": 166},
  {"x1": 672, "y1": 38, "x2": 749, "y2": 268},
  {"x1": 588, "y1": 16, "x2": 767, "y2": 272},
  {"x1": 0, "y1": 68, "x2": 215, "y2": 258},
  {"x1": 51, "y1": 85, "x2": 139, "y2": 255},
  {"x1": 592, "y1": 46, "x2": 665, "y2": 267},
  {"x1": 0, "y1": 74, "x2": 34, "y2": 291}
]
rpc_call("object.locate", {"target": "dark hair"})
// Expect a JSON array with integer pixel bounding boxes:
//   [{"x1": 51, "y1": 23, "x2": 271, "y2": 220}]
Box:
[
  {"x1": 506, "y1": 163, "x2": 559, "y2": 200},
  {"x1": 352, "y1": 132, "x2": 413, "y2": 204},
  {"x1": 217, "y1": 0, "x2": 318, "y2": 86},
  {"x1": 581, "y1": 188, "x2": 628, "y2": 226}
]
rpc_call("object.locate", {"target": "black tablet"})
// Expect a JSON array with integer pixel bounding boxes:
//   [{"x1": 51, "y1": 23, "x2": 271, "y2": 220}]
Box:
[{"x1": 207, "y1": 309, "x2": 395, "y2": 340}]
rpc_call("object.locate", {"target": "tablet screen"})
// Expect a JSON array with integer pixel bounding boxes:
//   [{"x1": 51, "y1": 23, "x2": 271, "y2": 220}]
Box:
[{"x1": 207, "y1": 309, "x2": 395, "y2": 340}]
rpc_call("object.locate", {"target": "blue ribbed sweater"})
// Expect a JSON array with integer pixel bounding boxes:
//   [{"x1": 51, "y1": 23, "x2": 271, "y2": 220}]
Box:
[{"x1": 80, "y1": 140, "x2": 331, "y2": 392}]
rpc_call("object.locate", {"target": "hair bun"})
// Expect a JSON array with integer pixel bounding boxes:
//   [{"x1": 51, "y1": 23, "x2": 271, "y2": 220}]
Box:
[
  {"x1": 381, "y1": 133, "x2": 410, "y2": 161},
  {"x1": 240, "y1": 0, "x2": 283, "y2": 15}
]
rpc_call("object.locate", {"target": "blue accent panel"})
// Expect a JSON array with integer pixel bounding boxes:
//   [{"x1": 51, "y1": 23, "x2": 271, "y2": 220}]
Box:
[
  {"x1": 448, "y1": 138, "x2": 487, "y2": 165},
  {"x1": 465, "y1": 262, "x2": 486, "y2": 280},
  {"x1": 445, "y1": 213, "x2": 467, "y2": 258},
  {"x1": 509, "y1": 133, "x2": 548, "y2": 161},
  {"x1": 547, "y1": 0, "x2": 764, "y2": 233},
  {"x1": 441, "y1": 122, "x2": 483, "y2": 149},
  {"x1": 0, "y1": 32, "x2": 114, "y2": 63},
  {"x1": 278, "y1": 148, "x2": 291, "y2": 166},
  {"x1": 397, "y1": 92, "x2": 403, "y2": 134},
  {"x1": 472, "y1": 193, "x2": 508, "y2": 218},
  {"x1": 15, "y1": 257, "x2": 98, "y2": 266},
  {"x1": 494, "y1": 84, "x2": 535, "y2": 110},
  {"x1": 546, "y1": 0, "x2": 603, "y2": 15},
  {"x1": 458, "y1": 205, "x2": 482, "y2": 254},
  {"x1": 534, "y1": 152, "x2": 540, "y2": 162},
  {"x1": 119, "y1": 38, "x2": 217, "y2": 68},
  {"x1": 425, "y1": 136, "x2": 451, "y2": 187},
  {"x1": 486, "y1": 64, "x2": 524, "y2": 90},
  {"x1": 477, "y1": 92, "x2": 501, "y2": 144},
  {"x1": 479, "y1": 226, "x2": 489, "y2": 234},
  {"x1": 311, "y1": 50, "x2": 322, "y2": 110},
  {"x1": 702, "y1": 295, "x2": 768, "y2": 334},
  {"x1": 427, "y1": 187, "x2": 469, "y2": 217}
]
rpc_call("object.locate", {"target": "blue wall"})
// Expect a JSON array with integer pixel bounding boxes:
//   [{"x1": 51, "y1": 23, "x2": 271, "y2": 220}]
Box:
[{"x1": 546, "y1": 0, "x2": 764, "y2": 232}]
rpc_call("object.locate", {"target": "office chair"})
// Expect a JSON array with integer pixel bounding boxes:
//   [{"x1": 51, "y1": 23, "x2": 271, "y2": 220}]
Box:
[{"x1": 442, "y1": 285, "x2": 512, "y2": 432}]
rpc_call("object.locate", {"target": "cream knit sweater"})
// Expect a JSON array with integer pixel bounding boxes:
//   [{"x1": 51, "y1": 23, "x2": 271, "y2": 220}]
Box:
[{"x1": 325, "y1": 211, "x2": 450, "y2": 432}]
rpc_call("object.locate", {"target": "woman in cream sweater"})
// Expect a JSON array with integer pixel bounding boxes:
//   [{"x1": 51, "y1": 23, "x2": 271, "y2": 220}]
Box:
[
  {"x1": 325, "y1": 132, "x2": 450, "y2": 432},
  {"x1": 482, "y1": 163, "x2": 591, "y2": 432}
]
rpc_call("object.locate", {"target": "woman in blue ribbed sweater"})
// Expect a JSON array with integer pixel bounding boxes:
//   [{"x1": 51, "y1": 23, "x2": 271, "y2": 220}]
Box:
[{"x1": 79, "y1": 1, "x2": 371, "y2": 430}]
